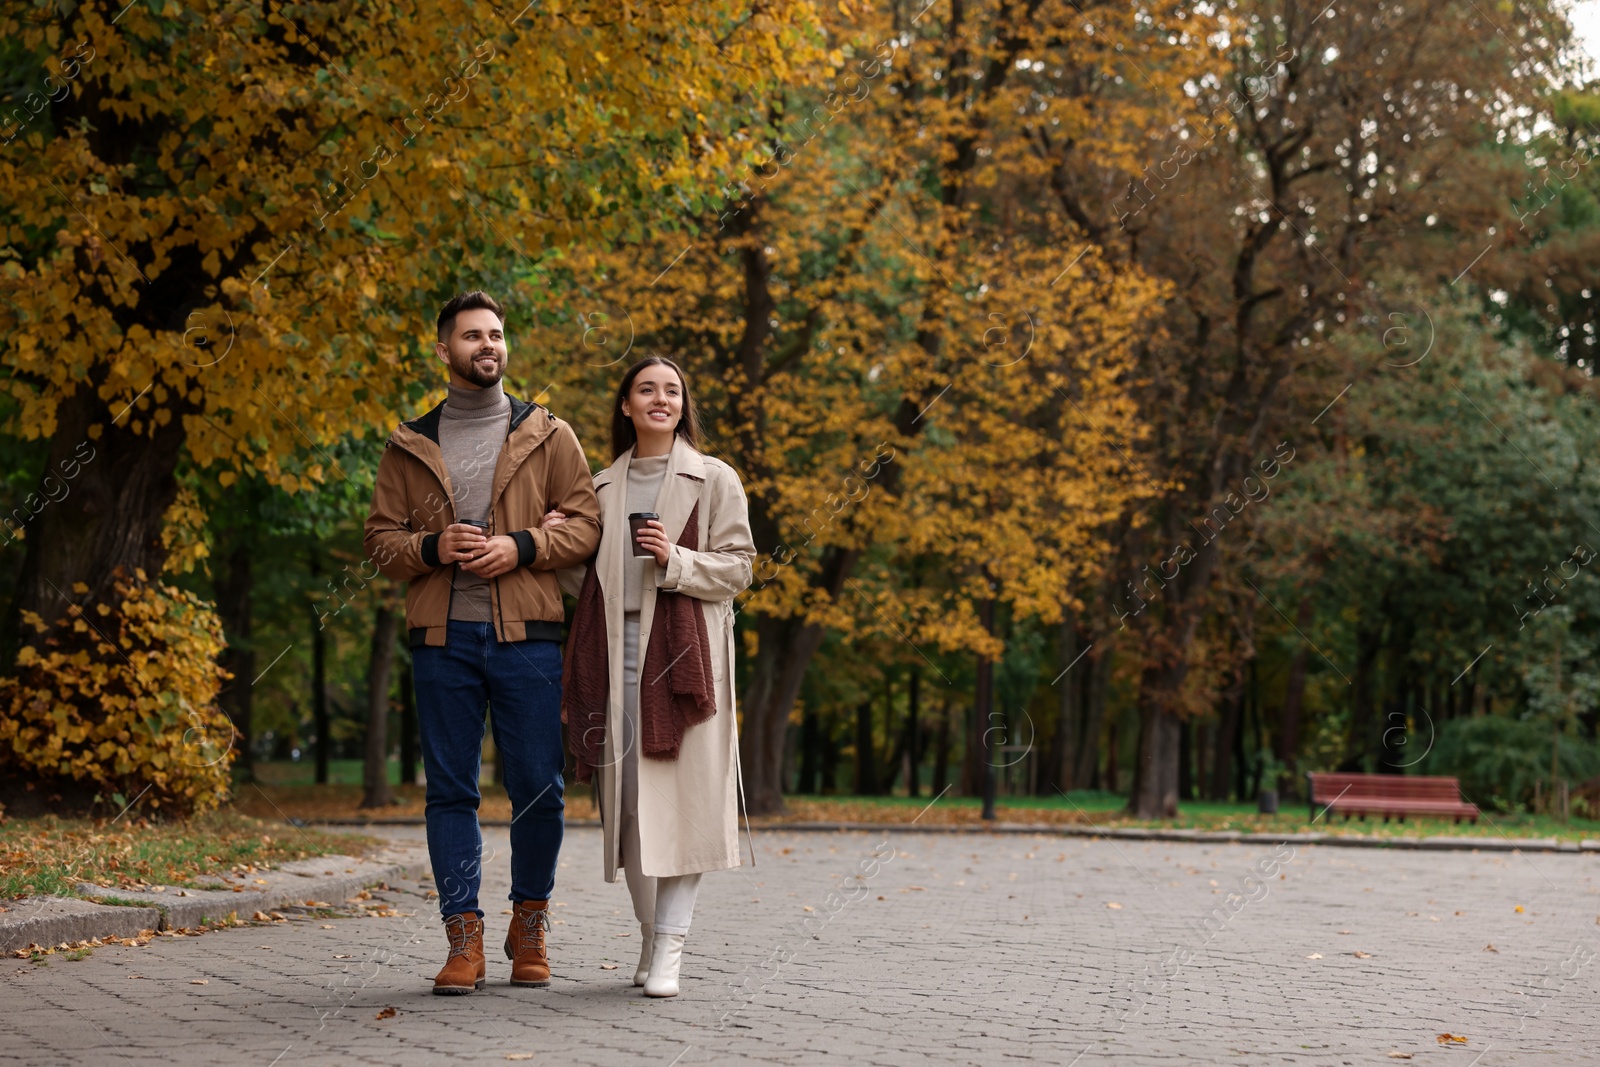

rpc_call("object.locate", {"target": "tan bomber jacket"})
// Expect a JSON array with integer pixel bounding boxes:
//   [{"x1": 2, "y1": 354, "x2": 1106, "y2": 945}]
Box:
[{"x1": 362, "y1": 395, "x2": 601, "y2": 647}]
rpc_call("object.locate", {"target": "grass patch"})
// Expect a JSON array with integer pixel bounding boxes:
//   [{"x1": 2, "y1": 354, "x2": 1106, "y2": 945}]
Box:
[
  {"x1": 0, "y1": 809, "x2": 377, "y2": 900},
  {"x1": 771, "y1": 792, "x2": 1600, "y2": 842},
  {"x1": 250, "y1": 759, "x2": 407, "y2": 789},
  {"x1": 234, "y1": 770, "x2": 1600, "y2": 844},
  {"x1": 235, "y1": 779, "x2": 600, "y2": 823}
]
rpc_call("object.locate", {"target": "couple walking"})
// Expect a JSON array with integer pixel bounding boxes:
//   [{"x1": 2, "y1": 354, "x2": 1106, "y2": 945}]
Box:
[{"x1": 362, "y1": 291, "x2": 755, "y2": 998}]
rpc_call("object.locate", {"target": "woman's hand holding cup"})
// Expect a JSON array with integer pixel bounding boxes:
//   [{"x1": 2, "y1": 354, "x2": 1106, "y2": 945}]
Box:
[{"x1": 631, "y1": 516, "x2": 670, "y2": 567}]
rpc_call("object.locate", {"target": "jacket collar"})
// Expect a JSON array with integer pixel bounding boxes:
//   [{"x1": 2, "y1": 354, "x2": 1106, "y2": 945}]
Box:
[
  {"x1": 387, "y1": 392, "x2": 558, "y2": 505},
  {"x1": 400, "y1": 393, "x2": 544, "y2": 445}
]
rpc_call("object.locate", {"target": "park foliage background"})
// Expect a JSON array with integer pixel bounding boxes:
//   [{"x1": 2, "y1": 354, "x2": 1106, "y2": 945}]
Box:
[{"x1": 4, "y1": 0, "x2": 1600, "y2": 825}]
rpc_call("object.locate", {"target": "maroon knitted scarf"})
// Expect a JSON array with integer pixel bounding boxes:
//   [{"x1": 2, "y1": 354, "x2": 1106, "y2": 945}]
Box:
[{"x1": 562, "y1": 501, "x2": 717, "y2": 784}]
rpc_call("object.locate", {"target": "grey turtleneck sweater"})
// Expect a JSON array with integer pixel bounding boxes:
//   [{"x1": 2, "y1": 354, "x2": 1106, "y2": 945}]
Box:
[
  {"x1": 622, "y1": 451, "x2": 671, "y2": 612},
  {"x1": 440, "y1": 380, "x2": 510, "y2": 623}
]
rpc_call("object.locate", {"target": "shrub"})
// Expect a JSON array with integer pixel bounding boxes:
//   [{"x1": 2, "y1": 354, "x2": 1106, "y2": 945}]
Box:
[
  {"x1": 1423, "y1": 715, "x2": 1600, "y2": 812},
  {"x1": 0, "y1": 569, "x2": 234, "y2": 817}
]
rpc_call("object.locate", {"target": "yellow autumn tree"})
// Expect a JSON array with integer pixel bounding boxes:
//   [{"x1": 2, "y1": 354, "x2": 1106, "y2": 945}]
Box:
[
  {"x1": 519, "y1": 0, "x2": 1207, "y2": 811},
  {"x1": 0, "y1": 0, "x2": 825, "y2": 809}
]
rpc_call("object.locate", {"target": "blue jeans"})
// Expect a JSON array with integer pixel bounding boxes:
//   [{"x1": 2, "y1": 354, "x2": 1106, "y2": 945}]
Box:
[{"x1": 412, "y1": 620, "x2": 566, "y2": 918}]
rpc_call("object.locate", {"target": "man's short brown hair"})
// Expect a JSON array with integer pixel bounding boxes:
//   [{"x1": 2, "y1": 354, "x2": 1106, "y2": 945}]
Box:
[{"x1": 437, "y1": 290, "x2": 505, "y2": 340}]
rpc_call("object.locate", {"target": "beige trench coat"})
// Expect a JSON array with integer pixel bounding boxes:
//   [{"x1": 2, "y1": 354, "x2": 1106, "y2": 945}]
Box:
[{"x1": 558, "y1": 434, "x2": 756, "y2": 881}]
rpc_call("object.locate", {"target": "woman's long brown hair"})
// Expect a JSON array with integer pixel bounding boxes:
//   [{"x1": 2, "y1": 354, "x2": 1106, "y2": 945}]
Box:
[{"x1": 610, "y1": 356, "x2": 703, "y2": 461}]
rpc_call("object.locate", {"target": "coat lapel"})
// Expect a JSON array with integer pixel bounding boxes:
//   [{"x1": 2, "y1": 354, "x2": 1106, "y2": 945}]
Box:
[
  {"x1": 656, "y1": 433, "x2": 708, "y2": 546},
  {"x1": 593, "y1": 448, "x2": 630, "y2": 609}
]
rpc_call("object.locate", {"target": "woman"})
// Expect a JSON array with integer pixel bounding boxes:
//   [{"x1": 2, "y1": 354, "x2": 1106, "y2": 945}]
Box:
[{"x1": 551, "y1": 356, "x2": 756, "y2": 997}]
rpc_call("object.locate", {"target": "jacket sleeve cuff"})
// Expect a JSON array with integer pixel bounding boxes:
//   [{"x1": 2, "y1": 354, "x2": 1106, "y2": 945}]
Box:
[
  {"x1": 511, "y1": 529, "x2": 537, "y2": 567},
  {"x1": 656, "y1": 544, "x2": 683, "y2": 590},
  {"x1": 421, "y1": 532, "x2": 443, "y2": 568}
]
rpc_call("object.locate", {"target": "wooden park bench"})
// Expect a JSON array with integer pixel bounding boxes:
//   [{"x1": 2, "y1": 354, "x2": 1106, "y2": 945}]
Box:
[{"x1": 1307, "y1": 772, "x2": 1480, "y2": 824}]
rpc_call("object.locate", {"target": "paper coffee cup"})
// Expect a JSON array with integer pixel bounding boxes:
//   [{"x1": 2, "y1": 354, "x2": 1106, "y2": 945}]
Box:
[{"x1": 629, "y1": 512, "x2": 658, "y2": 558}]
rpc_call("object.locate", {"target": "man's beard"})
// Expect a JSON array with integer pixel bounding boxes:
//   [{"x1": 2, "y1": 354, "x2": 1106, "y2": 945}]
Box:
[{"x1": 452, "y1": 348, "x2": 504, "y2": 388}]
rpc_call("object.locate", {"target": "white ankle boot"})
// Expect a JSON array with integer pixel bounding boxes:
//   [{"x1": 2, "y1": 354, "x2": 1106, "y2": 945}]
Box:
[
  {"x1": 642, "y1": 931, "x2": 685, "y2": 997},
  {"x1": 632, "y1": 922, "x2": 654, "y2": 986}
]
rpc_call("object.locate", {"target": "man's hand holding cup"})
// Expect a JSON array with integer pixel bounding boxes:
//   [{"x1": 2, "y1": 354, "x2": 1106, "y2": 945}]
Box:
[{"x1": 439, "y1": 520, "x2": 489, "y2": 563}]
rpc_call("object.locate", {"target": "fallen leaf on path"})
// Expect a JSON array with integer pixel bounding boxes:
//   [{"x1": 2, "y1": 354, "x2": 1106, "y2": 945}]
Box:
[
  {"x1": 600, "y1": 964, "x2": 617, "y2": 970},
  {"x1": 614, "y1": 931, "x2": 631, "y2": 937},
  {"x1": 1484, "y1": 944, "x2": 1497, "y2": 952},
  {"x1": 802, "y1": 906, "x2": 814, "y2": 912},
  {"x1": 334, "y1": 954, "x2": 353, "y2": 959},
  {"x1": 505, "y1": 1055, "x2": 534, "y2": 1061},
  {"x1": 252, "y1": 912, "x2": 273, "y2": 922},
  {"x1": 1386, "y1": 1052, "x2": 1413, "y2": 1059},
  {"x1": 1515, "y1": 905, "x2": 1524, "y2": 913},
  {"x1": 305, "y1": 900, "x2": 331, "y2": 907},
  {"x1": 502, "y1": 910, "x2": 514, "y2": 915},
  {"x1": 319, "y1": 924, "x2": 336, "y2": 930},
  {"x1": 375, "y1": 1007, "x2": 396, "y2": 1020},
  {"x1": 127, "y1": 975, "x2": 146, "y2": 980},
  {"x1": 1106, "y1": 902, "x2": 1123, "y2": 909},
  {"x1": 1305, "y1": 953, "x2": 1323, "y2": 959},
  {"x1": 190, "y1": 979, "x2": 208, "y2": 985},
  {"x1": 1437, "y1": 1033, "x2": 1468, "y2": 1045},
  {"x1": 1353, "y1": 951, "x2": 1373, "y2": 958}
]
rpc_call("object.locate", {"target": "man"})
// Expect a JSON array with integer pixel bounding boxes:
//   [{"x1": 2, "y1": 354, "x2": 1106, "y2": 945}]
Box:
[{"x1": 364, "y1": 291, "x2": 601, "y2": 994}]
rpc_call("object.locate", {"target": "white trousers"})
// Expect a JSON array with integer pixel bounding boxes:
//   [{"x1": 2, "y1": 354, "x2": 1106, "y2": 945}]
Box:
[{"x1": 620, "y1": 613, "x2": 701, "y2": 936}]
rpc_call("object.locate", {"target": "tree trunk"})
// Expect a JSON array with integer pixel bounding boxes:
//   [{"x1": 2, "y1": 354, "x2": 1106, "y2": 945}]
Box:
[
  {"x1": 878, "y1": 676, "x2": 915, "y2": 795},
  {"x1": 853, "y1": 698, "x2": 878, "y2": 795},
  {"x1": 739, "y1": 613, "x2": 830, "y2": 814},
  {"x1": 1104, "y1": 718, "x2": 1119, "y2": 793},
  {"x1": 1048, "y1": 616, "x2": 1079, "y2": 793},
  {"x1": 1211, "y1": 678, "x2": 1243, "y2": 801},
  {"x1": 360, "y1": 605, "x2": 397, "y2": 809},
  {"x1": 309, "y1": 549, "x2": 330, "y2": 786},
  {"x1": 1178, "y1": 718, "x2": 1194, "y2": 801},
  {"x1": 1349, "y1": 619, "x2": 1384, "y2": 770},
  {"x1": 976, "y1": 594, "x2": 997, "y2": 820},
  {"x1": 932, "y1": 698, "x2": 951, "y2": 797},
  {"x1": 213, "y1": 540, "x2": 256, "y2": 777},
  {"x1": 1129, "y1": 654, "x2": 1184, "y2": 817},
  {"x1": 399, "y1": 658, "x2": 418, "y2": 785},
  {"x1": 1250, "y1": 657, "x2": 1266, "y2": 788},
  {"x1": 1074, "y1": 647, "x2": 1109, "y2": 790},
  {"x1": 905, "y1": 667, "x2": 921, "y2": 798},
  {"x1": 1277, "y1": 596, "x2": 1313, "y2": 798},
  {"x1": 1233, "y1": 683, "x2": 1249, "y2": 801},
  {"x1": 1130, "y1": 701, "x2": 1180, "y2": 817},
  {"x1": 820, "y1": 713, "x2": 840, "y2": 794},
  {"x1": 798, "y1": 699, "x2": 820, "y2": 795},
  {"x1": 1, "y1": 389, "x2": 187, "y2": 665}
]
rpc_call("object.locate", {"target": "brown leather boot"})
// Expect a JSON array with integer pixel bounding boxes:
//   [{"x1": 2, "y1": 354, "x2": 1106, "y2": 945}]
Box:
[
  {"x1": 432, "y1": 912, "x2": 486, "y2": 995},
  {"x1": 503, "y1": 899, "x2": 552, "y2": 987}
]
